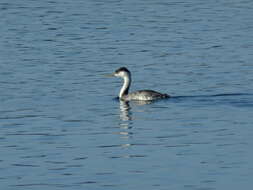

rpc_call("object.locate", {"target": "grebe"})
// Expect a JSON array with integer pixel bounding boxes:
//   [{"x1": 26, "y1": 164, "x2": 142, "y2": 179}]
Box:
[{"x1": 110, "y1": 67, "x2": 170, "y2": 101}]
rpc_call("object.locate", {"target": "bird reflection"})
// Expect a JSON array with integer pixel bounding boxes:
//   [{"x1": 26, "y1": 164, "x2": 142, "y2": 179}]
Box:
[
  {"x1": 118, "y1": 100, "x2": 154, "y2": 140},
  {"x1": 119, "y1": 100, "x2": 154, "y2": 121},
  {"x1": 118, "y1": 100, "x2": 132, "y2": 140},
  {"x1": 119, "y1": 100, "x2": 132, "y2": 121}
]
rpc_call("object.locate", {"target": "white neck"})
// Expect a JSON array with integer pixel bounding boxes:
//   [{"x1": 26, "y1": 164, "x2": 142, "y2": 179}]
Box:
[{"x1": 119, "y1": 74, "x2": 131, "y2": 99}]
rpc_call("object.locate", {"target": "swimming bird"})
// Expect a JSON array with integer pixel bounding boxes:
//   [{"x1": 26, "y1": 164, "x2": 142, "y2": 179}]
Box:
[{"x1": 109, "y1": 67, "x2": 170, "y2": 101}]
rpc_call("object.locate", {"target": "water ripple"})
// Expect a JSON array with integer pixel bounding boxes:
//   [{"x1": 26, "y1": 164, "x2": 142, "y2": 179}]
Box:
[{"x1": 1, "y1": 0, "x2": 253, "y2": 189}]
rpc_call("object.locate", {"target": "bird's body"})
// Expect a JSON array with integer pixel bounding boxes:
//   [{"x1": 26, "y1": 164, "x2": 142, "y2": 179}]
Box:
[
  {"x1": 121, "y1": 90, "x2": 169, "y2": 101},
  {"x1": 112, "y1": 67, "x2": 170, "y2": 101}
]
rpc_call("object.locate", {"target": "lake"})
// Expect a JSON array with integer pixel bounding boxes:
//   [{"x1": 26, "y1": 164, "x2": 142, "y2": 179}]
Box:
[{"x1": 0, "y1": 0, "x2": 253, "y2": 189}]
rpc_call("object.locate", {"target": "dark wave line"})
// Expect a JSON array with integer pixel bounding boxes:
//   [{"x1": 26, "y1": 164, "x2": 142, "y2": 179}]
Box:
[{"x1": 171, "y1": 93, "x2": 253, "y2": 99}]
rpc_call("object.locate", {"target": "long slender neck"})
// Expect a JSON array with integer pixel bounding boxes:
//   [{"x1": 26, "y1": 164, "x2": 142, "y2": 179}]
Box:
[{"x1": 119, "y1": 74, "x2": 131, "y2": 99}]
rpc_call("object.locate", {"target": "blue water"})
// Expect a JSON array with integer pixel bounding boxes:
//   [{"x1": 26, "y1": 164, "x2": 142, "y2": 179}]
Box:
[{"x1": 1, "y1": 0, "x2": 253, "y2": 189}]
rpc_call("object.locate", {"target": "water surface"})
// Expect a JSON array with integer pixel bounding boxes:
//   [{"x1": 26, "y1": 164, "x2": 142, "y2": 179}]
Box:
[{"x1": 1, "y1": 0, "x2": 253, "y2": 189}]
